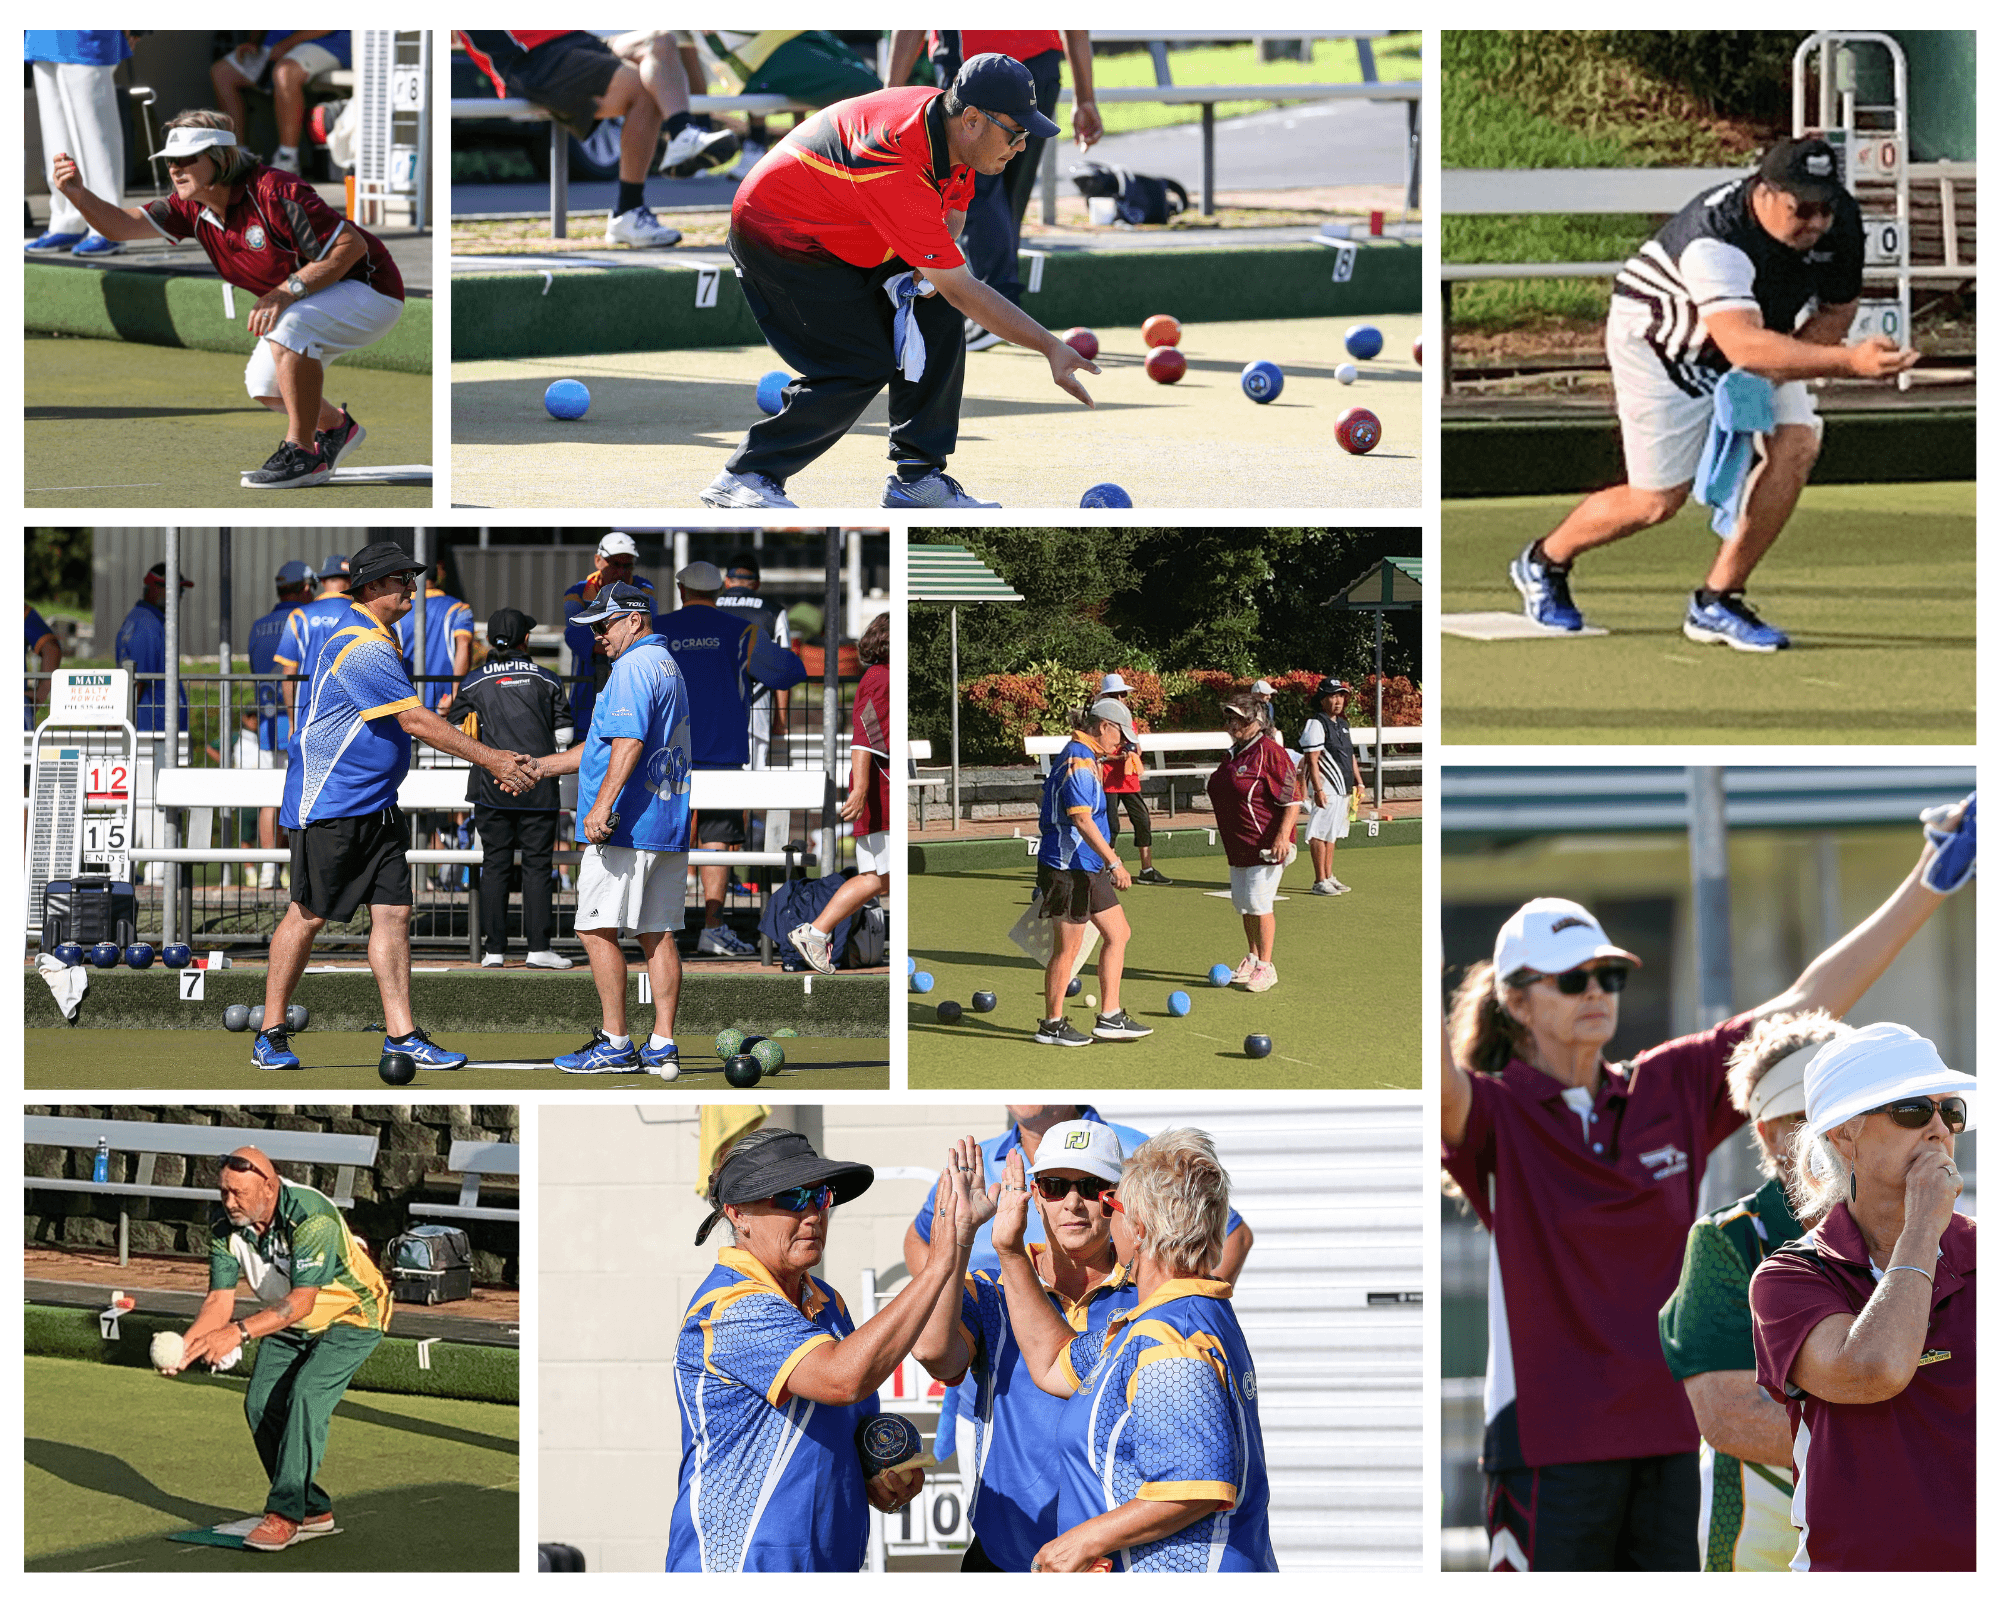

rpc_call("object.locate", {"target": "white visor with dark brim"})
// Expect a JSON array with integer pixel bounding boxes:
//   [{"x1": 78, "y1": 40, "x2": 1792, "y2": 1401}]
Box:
[{"x1": 152, "y1": 127, "x2": 239, "y2": 162}]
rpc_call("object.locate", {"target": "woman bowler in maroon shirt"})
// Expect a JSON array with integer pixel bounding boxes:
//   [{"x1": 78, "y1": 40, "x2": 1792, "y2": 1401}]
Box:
[
  {"x1": 1749, "y1": 1023, "x2": 1975, "y2": 1571},
  {"x1": 1441, "y1": 800, "x2": 1971, "y2": 1570}
]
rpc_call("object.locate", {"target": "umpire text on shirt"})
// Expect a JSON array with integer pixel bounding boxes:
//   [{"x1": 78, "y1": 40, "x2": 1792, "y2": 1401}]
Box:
[
  {"x1": 255, "y1": 542, "x2": 538, "y2": 1073},
  {"x1": 446, "y1": 607, "x2": 574, "y2": 970}
]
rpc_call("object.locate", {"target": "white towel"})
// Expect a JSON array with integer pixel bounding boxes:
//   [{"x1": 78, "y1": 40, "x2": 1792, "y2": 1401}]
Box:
[{"x1": 37, "y1": 952, "x2": 87, "y2": 1022}]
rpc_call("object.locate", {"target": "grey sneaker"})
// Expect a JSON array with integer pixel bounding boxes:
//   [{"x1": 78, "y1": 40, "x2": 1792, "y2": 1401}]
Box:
[
  {"x1": 881, "y1": 470, "x2": 1000, "y2": 509},
  {"x1": 1309, "y1": 880, "x2": 1339, "y2": 896},
  {"x1": 702, "y1": 469, "x2": 798, "y2": 509},
  {"x1": 787, "y1": 922, "x2": 837, "y2": 976},
  {"x1": 698, "y1": 924, "x2": 758, "y2": 958},
  {"x1": 1326, "y1": 878, "x2": 1352, "y2": 894},
  {"x1": 1034, "y1": 1017, "x2": 1093, "y2": 1047},
  {"x1": 1093, "y1": 1010, "x2": 1153, "y2": 1041}
]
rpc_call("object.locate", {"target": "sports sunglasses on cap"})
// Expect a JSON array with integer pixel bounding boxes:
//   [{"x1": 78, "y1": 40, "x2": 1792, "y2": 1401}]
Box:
[
  {"x1": 1034, "y1": 1174, "x2": 1116, "y2": 1203},
  {"x1": 1868, "y1": 1096, "x2": 1967, "y2": 1133}
]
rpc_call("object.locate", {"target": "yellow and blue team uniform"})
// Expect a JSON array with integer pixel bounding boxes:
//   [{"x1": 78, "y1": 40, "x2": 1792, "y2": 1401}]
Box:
[
  {"x1": 948, "y1": 1250, "x2": 1139, "y2": 1570},
  {"x1": 282, "y1": 604, "x2": 420, "y2": 826},
  {"x1": 114, "y1": 597, "x2": 189, "y2": 733},
  {"x1": 1037, "y1": 734, "x2": 1110, "y2": 872},
  {"x1": 1056, "y1": 1280, "x2": 1277, "y2": 1571},
  {"x1": 908, "y1": 1109, "x2": 1247, "y2": 1465},
  {"x1": 668, "y1": 1247, "x2": 878, "y2": 1571},
  {"x1": 394, "y1": 586, "x2": 474, "y2": 711},
  {"x1": 247, "y1": 596, "x2": 311, "y2": 753},
  {"x1": 576, "y1": 634, "x2": 693, "y2": 852},
  {"x1": 562, "y1": 572, "x2": 656, "y2": 736},
  {"x1": 25, "y1": 605, "x2": 54, "y2": 730}
]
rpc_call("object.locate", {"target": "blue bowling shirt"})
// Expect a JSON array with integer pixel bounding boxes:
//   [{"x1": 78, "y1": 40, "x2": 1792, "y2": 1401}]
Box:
[
  {"x1": 654, "y1": 601, "x2": 806, "y2": 769},
  {"x1": 275, "y1": 593, "x2": 362, "y2": 729},
  {"x1": 668, "y1": 1247, "x2": 879, "y2": 1571},
  {"x1": 562, "y1": 571, "x2": 656, "y2": 736},
  {"x1": 114, "y1": 600, "x2": 188, "y2": 733},
  {"x1": 248, "y1": 596, "x2": 310, "y2": 750},
  {"x1": 577, "y1": 633, "x2": 692, "y2": 852},
  {"x1": 1056, "y1": 1280, "x2": 1277, "y2": 1571},
  {"x1": 393, "y1": 586, "x2": 474, "y2": 711},
  {"x1": 1037, "y1": 732, "x2": 1111, "y2": 872},
  {"x1": 283, "y1": 605, "x2": 419, "y2": 825},
  {"x1": 950, "y1": 1251, "x2": 1140, "y2": 1571},
  {"x1": 24, "y1": 31, "x2": 131, "y2": 64}
]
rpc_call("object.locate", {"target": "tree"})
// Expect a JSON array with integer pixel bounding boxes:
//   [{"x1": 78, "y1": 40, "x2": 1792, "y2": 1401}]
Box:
[{"x1": 26, "y1": 529, "x2": 92, "y2": 610}]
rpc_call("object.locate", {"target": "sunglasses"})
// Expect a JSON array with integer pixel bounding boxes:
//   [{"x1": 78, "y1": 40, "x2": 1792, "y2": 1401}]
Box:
[
  {"x1": 977, "y1": 108, "x2": 1030, "y2": 150},
  {"x1": 1535, "y1": 964, "x2": 1631, "y2": 996},
  {"x1": 1791, "y1": 200, "x2": 1835, "y2": 222},
  {"x1": 589, "y1": 613, "x2": 631, "y2": 637},
  {"x1": 220, "y1": 1155, "x2": 269, "y2": 1176},
  {"x1": 767, "y1": 1184, "x2": 833, "y2": 1213},
  {"x1": 1034, "y1": 1175, "x2": 1116, "y2": 1203},
  {"x1": 1868, "y1": 1097, "x2": 1967, "y2": 1134}
]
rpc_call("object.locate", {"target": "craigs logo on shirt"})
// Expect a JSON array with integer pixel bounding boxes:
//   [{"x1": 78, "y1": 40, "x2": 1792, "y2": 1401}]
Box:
[
  {"x1": 245, "y1": 224, "x2": 268, "y2": 250},
  {"x1": 1639, "y1": 1143, "x2": 1689, "y2": 1181}
]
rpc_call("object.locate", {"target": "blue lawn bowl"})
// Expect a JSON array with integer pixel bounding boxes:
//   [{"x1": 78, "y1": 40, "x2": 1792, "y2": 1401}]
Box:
[
  {"x1": 1343, "y1": 323, "x2": 1384, "y2": 361},
  {"x1": 907, "y1": 956, "x2": 916, "y2": 976},
  {"x1": 1245, "y1": 1033, "x2": 1274, "y2": 1059},
  {"x1": 124, "y1": 943, "x2": 156, "y2": 970},
  {"x1": 756, "y1": 370, "x2": 792, "y2": 415},
  {"x1": 912, "y1": 970, "x2": 936, "y2": 994},
  {"x1": 544, "y1": 379, "x2": 591, "y2": 420},
  {"x1": 52, "y1": 943, "x2": 86, "y2": 968},
  {"x1": 1167, "y1": 990, "x2": 1192, "y2": 1017},
  {"x1": 1240, "y1": 360, "x2": 1284, "y2": 404},
  {"x1": 161, "y1": 942, "x2": 193, "y2": 969},
  {"x1": 1080, "y1": 483, "x2": 1133, "y2": 509},
  {"x1": 89, "y1": 942, "x2": 123, "y2": 969},
  {"x1": 1208, "y1": 963, "x2": 1234, "y2": 987}
]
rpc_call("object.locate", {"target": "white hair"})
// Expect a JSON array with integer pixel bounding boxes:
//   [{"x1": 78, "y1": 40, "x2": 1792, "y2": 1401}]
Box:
[
  {"x1": 1118, "y1": 1127, "x2": 1230, "y2": 1277},
  {"x1": 1783, "y1": 1115, "x2": 1866, "y2": 1227}
]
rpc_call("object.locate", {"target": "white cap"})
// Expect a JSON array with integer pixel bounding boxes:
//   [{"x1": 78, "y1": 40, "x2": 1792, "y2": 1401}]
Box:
[
  {"x1": 1493, "y1": 897, "x2": 1641, "y2": 979},
  {"x1": 1098, "y1": 672, "x2": 1131, "y2": 695},
  {"x1": 151, "y1": 125, "x2": 238, "y2": 162},
  {"x1": 1804, "y1": 1022, "x2": 1977, "y2": 1137},
  {"x1": 1028, "y1": 1120, "x2": 1125, "y2": 1186},
  {"x1": 597, "y1": 532, "x2": 639, "y2": 558},
  {"x1": 677, "y1": 560, "x2": 724, "y2": 592},
  {"x1": 1252, "y1": 679, "x2": 1275, "y2": 695}
]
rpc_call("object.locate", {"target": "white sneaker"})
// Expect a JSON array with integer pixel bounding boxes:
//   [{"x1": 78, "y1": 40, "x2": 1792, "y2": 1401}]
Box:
[
  {"x1": 725, "y1": 140, "x2": 766, "y2": 180},
  {"x1": 787, "y1": 922, "x2": 837, "y2": 976},
  {"x1": 480, "y1": 953, "x2": 505, "y2": 969},
  {"x1": 698, "y1": 925, "x2": 758, "y2": 958},
  {"x1": 526, "y1": 949, "x2": 575, "y2": 970},
  {"x1": 1327, "y1": 878, "x2": 1352, "y2": 895},
  {"x1": 605, "y1": 205, "x2": 682, "y2": 248},
  {"x1": 1246, "y1": 960, "x2": 1278, "y2": 993},
  {"x1": 1309, "y1": 879, "x2": 1339, "y2": 896},
  {"x1": 259, "y1": 861, "x2": 279, "y2": 891},
  {"x1": 272, "y1": 148, "x2": 301, "y2": 174},
  {"x1": 701, "y1": 468, "x2": 797, "y2": 509},
  {"x1": 1231, "y1": 953, "x2": 1257, "y2": 985},
  {"x1": 659, "y1": 123, "x2": 740, "y2": 175}
]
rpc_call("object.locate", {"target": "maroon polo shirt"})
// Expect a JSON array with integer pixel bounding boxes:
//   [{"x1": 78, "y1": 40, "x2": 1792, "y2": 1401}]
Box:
[
  {"x1": 1205, "y1": 735, "x2": 1300, "y2": 866},
  {"x1": 1750, "y1": 1206, "x2": 1975, "y2": 1571},
  {"x1": 143, "y1": 167, "x2": 405, "y2": 302},
  {"x1": 1442, "y1": 1013, "x2": 1751, "y2": 1468}
]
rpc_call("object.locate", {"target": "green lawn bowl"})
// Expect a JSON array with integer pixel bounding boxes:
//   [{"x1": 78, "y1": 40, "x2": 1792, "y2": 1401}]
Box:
[
  {"x1": 714, "y1": 1027, "x2": 748, "y2": 1061},
  {"x1": 773, "y1": 1027, "x2": 800, "y2": 1038},
  {"x1": 750, "y1": 1038, "x2": 787, "y2": 1076}
]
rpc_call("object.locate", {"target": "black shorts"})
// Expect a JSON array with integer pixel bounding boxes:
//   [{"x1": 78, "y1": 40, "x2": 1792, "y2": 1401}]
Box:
[
  {"x1": 1036, "y1": 862, "x2": 1118, "y2": 924},
  {"x1": 697, "y1": 810, "x2": 747, "y2": 847},
  {"x1": 1484, "y1": 1452, "x2": 1699, "y2": 1571},
  {"x1": 292, "y1": 805, "x2": 412, "y2": 923},
  {"x1": 512, "y1": 33, "x2": 624, "y2": 140}
]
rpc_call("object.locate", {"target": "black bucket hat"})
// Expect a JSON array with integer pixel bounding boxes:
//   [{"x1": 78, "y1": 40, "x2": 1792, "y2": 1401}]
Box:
[
  {"x1": 347, "y1": 540, "x2": 427, "y2": 592},
  {"x1": 694, "y1": 1130, "x2": 874, "y2": 1245}
]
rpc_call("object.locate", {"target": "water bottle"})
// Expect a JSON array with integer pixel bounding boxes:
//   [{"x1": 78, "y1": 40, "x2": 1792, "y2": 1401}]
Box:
[{"x1": 93, "y1": 1137, "x2": 109, "y2": 1184}]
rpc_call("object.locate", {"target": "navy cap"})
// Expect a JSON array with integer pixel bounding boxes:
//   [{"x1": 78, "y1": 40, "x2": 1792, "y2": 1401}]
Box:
[
  {"x1": 954, "y1": 53, "x2": 1060, "y2": 141},
  {"x1": 318, "y1": 553, "x2": 350, "y2": 579},
  {"x1": 1758, "y1": 136, "x2": 1844, "y2": 204},
  {"x1": 570, "y1": 580, "x2": 653, "y2": 628},
  {"x1": 487, "y1": 607, "x2": 537, "y2": 649},
  {"x1": 1314, "y1": 677, "x2": 1351, "y2": 700},
  {"x1": 276, "y1": 559, "x2": 315, "y2": 586}
]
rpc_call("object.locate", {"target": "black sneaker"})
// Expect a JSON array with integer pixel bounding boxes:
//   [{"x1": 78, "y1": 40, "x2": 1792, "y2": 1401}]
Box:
[
  {"x1": 1034, "y1": 1017, "x2": 1093, "y2": 1047},
  {"x1": 316, "y1": 406, "x2": 366, "y2": 469},
  {"x1": 1136, "y1": 867, "x2": 1174, "y2": 886},
  {"x1": 243, "y1": 439, "x2": 331, "y2": 490},
  {"x1": 1093, "y1": 1010, "x2": 1153, "y2": 1041}
]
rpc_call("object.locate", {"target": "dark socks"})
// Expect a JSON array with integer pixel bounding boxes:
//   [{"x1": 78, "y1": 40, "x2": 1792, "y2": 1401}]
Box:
[
  {"x1": 896, "y1": 461, "x2": 936, "y2": 484},
  {"x1": 617, "y1": 180, "x2": 645, "y2": 216},
  {"x1": 1530, "y1": 538, "x2": 1570, "y2": 572},
  {"x1": 1695, "y1": 588, "x2": 1739, "y2": 607},
  {"x1": 665, "y1": 110, "x2": 691, "y2": 137}
]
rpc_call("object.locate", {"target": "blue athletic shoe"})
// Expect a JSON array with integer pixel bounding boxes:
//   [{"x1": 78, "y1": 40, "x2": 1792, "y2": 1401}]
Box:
[
  {"x1": 253, "y1": 1028, "x2": 301, "y2": 1070},
  {"x1": 639, "y1": 1039, "x2": 681, "y2": 1079},
  {"x1": 385, "y1": 1026, "x2": 468, "y2": 1070},
  {"x1": 1509, "y1": 541, "x2": 1584, "y2": 631},
  {"x1": 70, "y1": 233, "x2": 124, "y2": 256},
  {"x1": 555, "y1": 1029, "x2": 643, "y2": 1074},
  {"x1": 25, "y1": 230, "x2": 85, "y2": 253},
  {"x1": 1683, "y1": 592, "x2": 1789, "y2": 652}
]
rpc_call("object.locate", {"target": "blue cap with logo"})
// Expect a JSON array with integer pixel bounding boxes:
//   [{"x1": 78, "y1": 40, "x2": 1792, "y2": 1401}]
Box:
[
  {"x1": 954, "y1": 52, "x2": 1061, "y2": 141},
  {"x1": 569, "y1": 580, "x2": 654, "y2": 628},
  {"x1": 276, "y1": 559, "x2": 315, "y2": 586}
]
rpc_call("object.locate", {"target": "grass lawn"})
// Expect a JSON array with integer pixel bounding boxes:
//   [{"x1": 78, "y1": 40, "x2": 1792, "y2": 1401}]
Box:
[{"x1": 1081, "y1": 35, "x2": 1422, "y2": 136}]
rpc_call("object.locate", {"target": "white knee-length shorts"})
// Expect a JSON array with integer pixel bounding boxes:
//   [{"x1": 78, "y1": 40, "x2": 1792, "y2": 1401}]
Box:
[
  {"x1": 244, "y1": 277, "x2": 402, "y2": 398},
  {"x1": 575, "y1": 845, "x2": 688, "y2": 934}
]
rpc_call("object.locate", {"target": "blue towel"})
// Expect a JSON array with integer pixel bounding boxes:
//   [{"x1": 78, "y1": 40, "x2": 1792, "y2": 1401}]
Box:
[
  {"x1": 1693, "y1": 369, "x2": 1776, "y2": 539},
  {"x1": 882, "y1": 270, "x2": 934, "y2": 383}
]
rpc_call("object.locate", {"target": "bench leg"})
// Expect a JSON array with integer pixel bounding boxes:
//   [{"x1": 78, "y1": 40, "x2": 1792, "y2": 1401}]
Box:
[
  {"x1": 1201, "y1": 103, "x2": 1216, "y2": 217},
  {"x1": 120, "y1": 1208, "x2": 129, "y2": 1269},
  {"x1": 550, "y1": 121, "x2": 568, "y2": 239}
]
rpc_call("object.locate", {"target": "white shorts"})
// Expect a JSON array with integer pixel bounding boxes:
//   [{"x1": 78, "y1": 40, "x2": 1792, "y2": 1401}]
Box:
[
  {"x1": 1229, "y1": 862, "x2": 1285, "y2": 916},
  {"x1": 1606, "y1": 297, "x2": 1821, "y2": 491},
  {"x1": 574, "y1": 844, "x2": 688, "y2": 934},
  {"x1": 232, "y1": 730, "x2": 287, "y2": 772},
  {"x1": 854, "y1": 830, "x2": 890, "y2": 876},
  {"x1": 243, "y1": 278, "x2": 403, "y2": 397},
  {"x1": 1305, "y1": 803, "x2": 1348, "y2": 843},
  {"x1": 221, "y1": 41, "x2": 344, "y2": 84}
]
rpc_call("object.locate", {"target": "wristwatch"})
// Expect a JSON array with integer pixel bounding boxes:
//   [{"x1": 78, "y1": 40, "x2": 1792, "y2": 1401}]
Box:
[
  {"x1": 232, "y1": 1317, "x2": 251, "y2": 1342},
  {"x1": 285, "y1": 274, "x2": 306, "y2": 298}
]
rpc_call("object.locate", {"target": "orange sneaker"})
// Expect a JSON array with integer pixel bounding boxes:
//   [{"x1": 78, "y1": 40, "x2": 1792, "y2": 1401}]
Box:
[{"x1": 243, "y1": 1512, "x2": 301, "y2": 1552}]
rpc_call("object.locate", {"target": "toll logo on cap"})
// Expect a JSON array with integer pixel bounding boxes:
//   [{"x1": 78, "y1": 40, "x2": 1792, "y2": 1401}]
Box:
[
  {"x1": 1065, "y1": 1130, "x2": 1092, "y2": 1150},
  {"x1": 1806, "y1": 153, "x2": 1833, "y2": 176}
]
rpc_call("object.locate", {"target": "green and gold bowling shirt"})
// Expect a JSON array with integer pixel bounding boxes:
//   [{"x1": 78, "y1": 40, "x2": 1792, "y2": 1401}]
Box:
[{"x1": 209, "y1": 1178, "x2": 392, "y2": 1334}]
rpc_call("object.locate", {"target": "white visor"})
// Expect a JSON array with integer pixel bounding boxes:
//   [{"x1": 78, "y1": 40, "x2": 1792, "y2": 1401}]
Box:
[
  {"x1": 153, "y1": 126, "x2": 239, "y2": 161},
  {"x1": 1803, "y1": 1022, "x2": 1977, "y2": 1136}
]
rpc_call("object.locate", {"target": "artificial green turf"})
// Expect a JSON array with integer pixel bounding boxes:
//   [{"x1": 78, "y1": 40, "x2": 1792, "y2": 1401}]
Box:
[
  {"x1": 909, "y1": 844, "x2": 1418, "y2": 1089},
  {"x1": 1441, "y1": 481, "x2": 1976, "y2": 743},
  {"x1": 25, "y1": 335, "x2": 433, "y2": 509},
  {"x1": 25, "y1": 1356, "x2": 517, "y2": 1570},
  {"x1": 23, "y1": 1029, "x2": 888, "y2": 1092},
  {"x1": 1082, "y1": 36, "x2": 1423, "y2": 136}
]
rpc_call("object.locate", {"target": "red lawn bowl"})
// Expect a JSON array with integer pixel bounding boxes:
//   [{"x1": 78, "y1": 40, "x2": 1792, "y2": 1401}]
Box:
[
  {"x1": 1144, "y1": 346, "x2": 1188, "y2": 384},
  {"x1": 1141, "y1": 314, "x2": 1182, "y2": 347},
  {"x1": 1335, "y1": 406, "x2": 1382, "y2": 454},
  {"x1": 1062, "y1": 327, "x2": 1100, "y2": 360}
]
